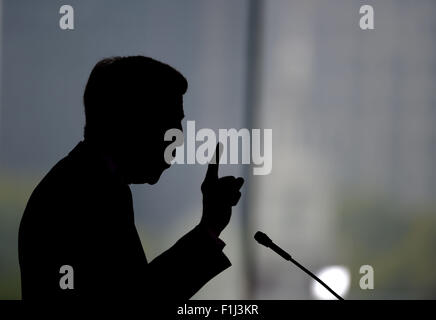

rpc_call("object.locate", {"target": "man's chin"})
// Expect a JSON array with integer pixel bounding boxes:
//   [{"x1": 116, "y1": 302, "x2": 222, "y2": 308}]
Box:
[
  {"x1": 146, "y1": 174, "x2": 161, "y2": 185},
  {"x1": 130, "y1": 167, "x2": 167, "y2": 185}
]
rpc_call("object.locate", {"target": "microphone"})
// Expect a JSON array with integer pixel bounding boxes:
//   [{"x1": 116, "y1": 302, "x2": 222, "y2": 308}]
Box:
[
  {"x1": 254, "y1": 231, "x2": 344, "y2": 300},
  {"x1": 254, "y1": 231, "x2": 293, "y2": 261}
]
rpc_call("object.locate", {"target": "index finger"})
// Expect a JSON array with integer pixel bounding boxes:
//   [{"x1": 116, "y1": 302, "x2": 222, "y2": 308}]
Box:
[{"x1": 205, "y1": 142, "x2": 223, "y2": 181}]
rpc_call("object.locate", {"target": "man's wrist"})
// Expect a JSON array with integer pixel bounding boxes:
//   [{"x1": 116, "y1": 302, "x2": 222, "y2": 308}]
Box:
[
  {"x1": 198, "y1": 218, "x2": 221, "y2": 237},
  {"x1": 197, "y1": 222, "x2": 226, "y2": 250}
]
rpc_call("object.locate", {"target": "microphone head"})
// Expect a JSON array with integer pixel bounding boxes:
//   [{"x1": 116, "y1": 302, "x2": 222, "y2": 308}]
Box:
[{"x1": 254, "y1": 231, "x2": 273, "y2": 247}]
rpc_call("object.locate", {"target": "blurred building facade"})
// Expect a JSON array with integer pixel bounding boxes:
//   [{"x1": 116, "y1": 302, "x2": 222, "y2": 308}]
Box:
[{"x1": 253, "y1": 0, "x2": 436, "y2": 299}]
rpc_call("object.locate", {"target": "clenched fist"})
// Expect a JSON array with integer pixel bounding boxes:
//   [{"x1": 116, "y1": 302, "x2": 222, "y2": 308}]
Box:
[{"x1": 199, "y1": 143, "x2": 245, "y2": 237}]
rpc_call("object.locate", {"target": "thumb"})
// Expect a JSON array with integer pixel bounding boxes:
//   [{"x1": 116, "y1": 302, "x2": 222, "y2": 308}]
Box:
[{"x1": 204, "y1": 142, "x2": 222, "y2": 182}]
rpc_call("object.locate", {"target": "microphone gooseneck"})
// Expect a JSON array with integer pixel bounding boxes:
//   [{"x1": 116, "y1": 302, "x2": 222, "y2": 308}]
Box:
[{"x1": 254, "y1": 231, "x2": 345, "y2": 301}]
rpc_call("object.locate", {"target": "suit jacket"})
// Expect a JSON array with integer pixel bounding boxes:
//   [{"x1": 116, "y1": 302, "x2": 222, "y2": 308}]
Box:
[{"x1": 18, "y1": 141, "x2": 231, "y2": 300}]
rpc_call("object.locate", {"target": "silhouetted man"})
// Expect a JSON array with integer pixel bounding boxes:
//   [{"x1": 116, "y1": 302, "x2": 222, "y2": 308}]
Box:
[{"x1": 18, "y1": 56, "x2": 244, "y2": 300}]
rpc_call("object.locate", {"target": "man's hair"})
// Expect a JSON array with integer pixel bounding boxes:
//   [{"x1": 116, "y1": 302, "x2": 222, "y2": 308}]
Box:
[{"x1": 83, "y1": 56, "x2": 188, "y2": 140}]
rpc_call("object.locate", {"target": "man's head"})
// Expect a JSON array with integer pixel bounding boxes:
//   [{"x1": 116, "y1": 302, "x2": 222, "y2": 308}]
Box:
[{"x1": 83, "y1": 56, "x2": 187, "y2": 184}]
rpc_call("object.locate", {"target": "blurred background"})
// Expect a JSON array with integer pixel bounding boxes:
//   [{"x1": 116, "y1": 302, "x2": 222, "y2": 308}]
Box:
[{"x1": 1, "y1": 0, "x2": 436, "y2": 299}]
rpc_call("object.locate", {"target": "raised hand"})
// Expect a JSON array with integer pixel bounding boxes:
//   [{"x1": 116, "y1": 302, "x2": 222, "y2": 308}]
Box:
[{"x1": 199, "y1": 143, "x2": 244, "y2": 237}]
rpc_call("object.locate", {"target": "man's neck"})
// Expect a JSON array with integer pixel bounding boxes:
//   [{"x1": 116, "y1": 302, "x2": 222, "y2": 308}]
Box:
[{"x1": 83, "y1": 139, "x2": 128, "y2": 185}]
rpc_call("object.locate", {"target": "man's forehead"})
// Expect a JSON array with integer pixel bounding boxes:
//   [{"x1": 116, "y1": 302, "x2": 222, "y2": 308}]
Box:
[
  {"x1": 158, "y1": 93, "x2": 184, "y2": 118},
  {"x1": 158, "y1": 92, "x2": 183, "y2": 103},
  {"x1": 169, "y1": 95, "x2": 184, "y2": 117},
  {"x1": 175, "y1": 107, "x2": 185, "y2": 120}
]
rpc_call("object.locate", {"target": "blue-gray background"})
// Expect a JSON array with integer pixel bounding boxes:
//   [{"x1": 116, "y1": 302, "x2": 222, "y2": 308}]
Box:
[{"x1": 1, "y1": 0, "x2": 435, "y2": 299}]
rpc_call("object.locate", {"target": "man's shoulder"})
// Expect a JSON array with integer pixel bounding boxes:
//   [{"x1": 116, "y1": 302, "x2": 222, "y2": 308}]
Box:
[
  {"x1": 24, "y1": 143, "x2": 111, "y2": 213},
  {"x1": 34, "y1": 150, "x2": 89, "y2": 194}
]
